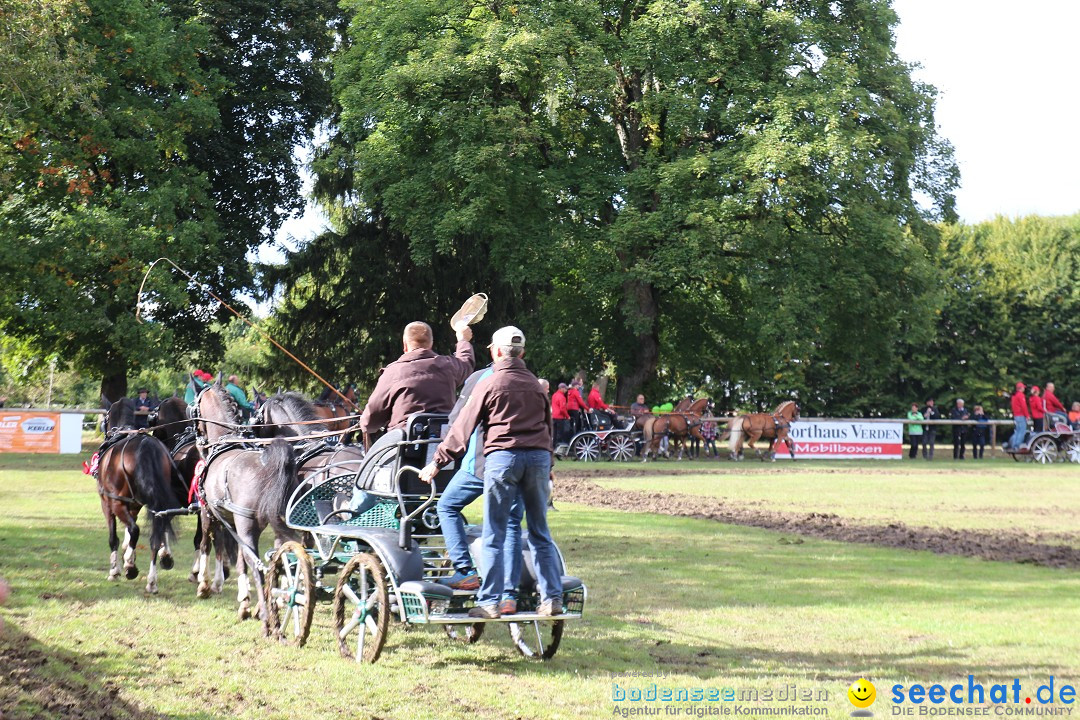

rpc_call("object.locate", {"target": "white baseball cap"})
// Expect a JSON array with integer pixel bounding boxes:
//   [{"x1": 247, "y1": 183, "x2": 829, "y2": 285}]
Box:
[{"x1": 489, "y1": 326, "x2": 525, "y2": 348}]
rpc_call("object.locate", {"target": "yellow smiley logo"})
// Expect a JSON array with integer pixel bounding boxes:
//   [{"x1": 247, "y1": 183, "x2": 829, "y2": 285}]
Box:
[{"x1": 848, "y1": 678, "x2": 877, "y2": 709}]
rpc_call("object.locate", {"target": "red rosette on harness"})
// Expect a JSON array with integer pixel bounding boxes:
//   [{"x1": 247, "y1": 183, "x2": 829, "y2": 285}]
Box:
[
  {"x1": 188, "y1": 459, "x2": 206, "y2": 505},
  {"x1": 82, "y1": 452, "x2": 100, "y2": 477}
]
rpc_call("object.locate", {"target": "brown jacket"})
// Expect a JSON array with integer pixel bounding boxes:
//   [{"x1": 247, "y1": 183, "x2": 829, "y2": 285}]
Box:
[
  {"x1": 359, "y1": 340, "x2": 474, "y2": 433},
  {"x1": 433, "y1": 357, "x2": 552, "y2": 468}
]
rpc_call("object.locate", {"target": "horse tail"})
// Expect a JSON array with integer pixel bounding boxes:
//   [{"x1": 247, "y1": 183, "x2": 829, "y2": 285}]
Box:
[
  {"x1": 728, "y1": 417, "x2": 744, "y2": 453},
  {"x1": 134, "y1": 437, "x2": 184, "y2": 560},
  {"x1": 256, "y1": 438, "x2": 299, "y2": 542}
]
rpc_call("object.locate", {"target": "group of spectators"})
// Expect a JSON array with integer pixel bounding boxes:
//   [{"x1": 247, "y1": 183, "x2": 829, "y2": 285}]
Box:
[
  {"x1": 906, "y1": 398, "x2": 990, "y2": 460},
  {"x1": 905, "y1": 381, "x2": 1080, "y2": 458}
]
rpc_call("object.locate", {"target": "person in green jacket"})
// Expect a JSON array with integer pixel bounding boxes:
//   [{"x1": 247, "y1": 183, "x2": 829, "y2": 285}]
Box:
[
  {"x1": 225, "y1": 374, "x2": 254, "y2": 422},
  {"x1": 184, "y1": 370, "x2": 212, "y2": 405},
  {"x1": 906, "y1": 402, "x2": 924, "y2": 460}
]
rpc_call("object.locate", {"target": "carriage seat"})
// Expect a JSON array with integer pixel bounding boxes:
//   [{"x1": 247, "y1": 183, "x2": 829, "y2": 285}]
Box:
[
  {"x1": 313, "y1": 490, "x2": 381, "y2": 525},
  {"x1": 354, "y1": 413, "x2": 457, "y2": 498}
]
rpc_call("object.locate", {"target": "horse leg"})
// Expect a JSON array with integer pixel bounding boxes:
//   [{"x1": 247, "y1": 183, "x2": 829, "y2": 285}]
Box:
[
  {"x1": 189, "y1": 513, "x2": 203, "y2": 583},
  {"x1": 121, "y1": 512, "x2": 140, "y2": 580},
  {"x1": 196, "y1": 507, "x2": 214, "y2": 598},
  {"x1": 234, "y1": 518, "x2": 262, "y2": 622},
  {"x1": 106, "y1": 509, "x2": 121, "y2": 581},
  {"x1": 145, "y1": 520, "x2": 161, "y2": 594},
  {"x1": 211, "y1": 520, "x2": 229, "y2": 594}
]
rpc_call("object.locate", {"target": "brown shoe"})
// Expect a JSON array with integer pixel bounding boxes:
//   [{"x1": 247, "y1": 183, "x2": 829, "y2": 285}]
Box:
[
  {"x1": 537, "y1": 598, "x2": 562, "y2": 617},
  {"x1": 498, "y1": 598, "x2": 517, "y2": 616},
  {"x1": 468, "y1": 604, "x2": 500, "y2": 619}
]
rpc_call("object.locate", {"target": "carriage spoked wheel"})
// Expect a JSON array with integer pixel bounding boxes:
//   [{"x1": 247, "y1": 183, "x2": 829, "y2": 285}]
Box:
[
  {"x1": 608, "y1": 433, "x2": 635, "y2": 462},
  {"x1": 443, "y1": 623, "x2": 485, "y2": 643},
  {"x1": 264, "y1": 541, "x2": 315, "y2": 647},
  {"x1": 1064, "y1": 436, "x2": 1080, "y2": 464},
  {"x1": 569, "y1": 435, "x2": 601, "y2": 462},
  {"x1": 508, "y1": 619, "x2": 564, "y2": 660},
  {"x1": 1030, "y1": 436, "x2": 1059, "y2": 464},
  {"x1": 333, "y1": 553, "x2": 389, "y2": 663}
]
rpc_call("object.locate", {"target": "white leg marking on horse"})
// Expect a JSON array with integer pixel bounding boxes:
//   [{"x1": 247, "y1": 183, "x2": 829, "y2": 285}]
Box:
[
  {"x1": 146, "y1": 560, "x2": 158, "y2": 594},
  {"x1": 123, "y1": 529, "x2": 135, "y2": 568},
  {"x1": 212, "y1": 557, "x2": 225, "y2": 594},
  {"x1": 109, "y1": 550, "x2": 120, "y2": 580},
  {"x1": 237, "y1": 572, "x2": 250, "y2": 604}
]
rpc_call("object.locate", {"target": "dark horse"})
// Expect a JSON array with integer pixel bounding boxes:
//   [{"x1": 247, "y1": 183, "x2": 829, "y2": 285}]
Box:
[
  {"x1": 641, "y1": 398, "x2": 711, "y2": 462},
  {"x1": 194, "y1": 383, "x2": 300, "y2": 623},
  {"x1": 152, "y1": 397, "x2": 236, "y2": 593},
  {"x1": 256, "y1": 392, "x2": 366, "y2": 488},
  {"x1": 96, "y1": 397, "x2": 186, "y2": 593},
  {"x1": 724, "y1": 400, "x2": 800, "y2": 461}
]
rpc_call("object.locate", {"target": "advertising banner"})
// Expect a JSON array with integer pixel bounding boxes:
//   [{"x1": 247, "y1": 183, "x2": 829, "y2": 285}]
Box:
[
  {"x1": 777, "y1": 421, "x2": 903, "y2": 460},
  {"x1": 0, "y1": 413, "x2": 61, "y2": 453}
]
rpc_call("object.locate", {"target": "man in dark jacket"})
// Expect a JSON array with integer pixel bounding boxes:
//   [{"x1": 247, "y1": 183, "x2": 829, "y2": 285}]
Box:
[
  {"x1": 420, "y1": 326, "x2": 563, "y2": 619},
  {"x1": 132, "y1": 389, "x2": 158, "y2": 430},
  {"x1": 950, "y1": 398, "x2": 970, "y2": 460},
  {"x1": 359, "y1": 321, "x2": 474, "y2": 446},
  {"x1": 922, "y1": 398, "x2": 941, "y2": 460}
]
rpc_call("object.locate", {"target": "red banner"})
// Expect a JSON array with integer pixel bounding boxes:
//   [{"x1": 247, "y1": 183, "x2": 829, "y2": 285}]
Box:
[{"x1": 0, "y1": 413, "x2": 61, "y2": 453}]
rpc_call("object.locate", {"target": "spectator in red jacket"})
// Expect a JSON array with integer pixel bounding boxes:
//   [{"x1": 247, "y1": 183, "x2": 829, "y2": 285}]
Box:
[
  {"x1": 551, "y1": 383, "x2": 571, "y2": 446},
  {"x1": 1030, "y1": 385, "x2": 1045, "y2": 433},
  {"x1": 567, "y1": 379, "x2": 587, "y2": 434},
  {"x1": 1008, "y1": 382, "x2": 1029, "y2": 450},
  {"x1": 587, "y1": 382, "x2": 617, "y2": 428},
  {"x1": 1044, "y1": 382, "x2": 1067, "y2": 425}
]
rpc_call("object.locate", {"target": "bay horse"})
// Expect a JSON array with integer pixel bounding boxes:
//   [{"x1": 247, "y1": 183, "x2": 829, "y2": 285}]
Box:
[
  {"x1": 256, "y1": 392, "x2": 367, "y2": 489},
  {"x1": 725, "y1": 400, "x2": 800, "y2": 461},
  {"x1": 152, "y1": 397, "x2": 235, "y2": 592},
  {"x1": 194, "y1": 383, "x2": 300, "y2": 624},
  {"x1": 641, "y1": 398, "x2": 711, "y2": 462},
  {"x1": 95, "y1": 397, "x2": 186, "y2": 593}
]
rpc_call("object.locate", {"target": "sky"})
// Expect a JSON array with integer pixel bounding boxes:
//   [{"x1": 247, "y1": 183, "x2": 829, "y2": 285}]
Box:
[
  {"x1": 891, "y1": 0, "x2": 1080, "y2": 223},
  {"x1": 270, "y1": 0, "x2": 1080, "y2": 259}
]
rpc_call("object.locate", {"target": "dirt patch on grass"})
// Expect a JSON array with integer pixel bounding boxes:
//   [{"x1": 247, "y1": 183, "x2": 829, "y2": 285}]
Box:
[
  {"x1": 556, "y1": 473, "x2": 1080, "y2": 570},
  {"x1": 0, "y1": 625, "x2": 165, "y2": 720}
]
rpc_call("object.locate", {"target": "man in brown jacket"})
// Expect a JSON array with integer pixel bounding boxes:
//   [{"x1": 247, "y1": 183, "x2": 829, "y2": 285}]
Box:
[
  {"x1": 359, "y1": 321, "x2": 474, "y2": 447},
  {"x1": 419, "y1": 326, "x2": 563, "y2": 619}
]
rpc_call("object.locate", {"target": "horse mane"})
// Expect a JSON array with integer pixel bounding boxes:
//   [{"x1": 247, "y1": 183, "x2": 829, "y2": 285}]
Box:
[
  {"x1": 271, "y1": 392, "x2": 324, "y2": 423},
  {"x1": 203, "y1": 383, "x2": 241, "y2": 424},
  {"x1": 687, "y1": 398, "x2": 710, "y2": 415},
  {"x1": 775, "y1": 400, "x2": 796, "y2": 415},
  {"x1": 107, "y1": 398, "x2": 136, "y2": 430}
]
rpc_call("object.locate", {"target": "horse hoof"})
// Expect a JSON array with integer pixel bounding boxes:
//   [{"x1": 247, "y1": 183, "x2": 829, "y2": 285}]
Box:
[
  {"x1": 196, "y1": 583, "x2": 212, "y2": 599},
  {"x1": 238, "y1": 603, "x2": 251, "y2": 621},
  {"x1": 145, "y1": 584, "x2": 159, "y2": 595},
  {"x1": 211, "y1": 582, "x2": 223, "y2": 594},
  {"x1": 108, "y1": 572, "x2": 120, "y2": 581},
  {"x1": 126, "y1": 567, "x2": 139, "y2": 580},
  {"x1": 188, "y1": 572, "x2": 198, "y2": 584},
  {"x1": 160, "y1": 555, "x2": 174, "y2": 571}
]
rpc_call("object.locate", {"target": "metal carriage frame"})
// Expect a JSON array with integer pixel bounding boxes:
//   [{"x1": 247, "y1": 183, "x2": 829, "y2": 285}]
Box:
[
  {"x1": 263, "y1": 413, "x2": 587, "y2": 662},
  {"x1": 561, "y1": 411, "x2": 639, "y2": 462}
]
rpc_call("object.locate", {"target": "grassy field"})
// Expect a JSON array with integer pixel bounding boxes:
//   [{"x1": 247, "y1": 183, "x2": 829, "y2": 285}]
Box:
[
  {"x1": 584, "y1": 457, "x2": 1080, "y2": 537},
  {"x1": 1, "y1": 452, "x2": 1078, "y2": 720}
]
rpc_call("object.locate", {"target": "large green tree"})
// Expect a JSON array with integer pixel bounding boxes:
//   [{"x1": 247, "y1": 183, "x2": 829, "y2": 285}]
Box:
[
  {"x1": 0, "y1": 0, "x2": 337, "y2": 401},
  {"x1": 285, "y1": 0, "x2": 956, "y2": 403}
]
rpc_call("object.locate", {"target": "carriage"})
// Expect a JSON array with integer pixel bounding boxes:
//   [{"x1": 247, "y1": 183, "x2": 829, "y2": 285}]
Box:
[
  {"x1": 1004, "y1": 417, "x2": 1080, "y2": 464},
  {"x1": 263, "y1": 413, "x2": 587, "y2": 662},
  {"x1": 561, "y1": 411, "x2": 639, "y2": 462}
]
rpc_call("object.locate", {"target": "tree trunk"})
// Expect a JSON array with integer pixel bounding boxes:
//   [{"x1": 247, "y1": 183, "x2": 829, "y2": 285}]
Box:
[
  {"x1": 614, "y1": 279, "x2": 660, "y2": 405},
  {"x1": 100, "y1": 369, "x2": 128, "y2": 405}
]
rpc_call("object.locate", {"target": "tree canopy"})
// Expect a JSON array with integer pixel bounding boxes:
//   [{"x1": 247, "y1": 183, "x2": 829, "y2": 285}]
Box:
[{"x1": 269, "y1": 0, "x2": 958, "y2": 405}]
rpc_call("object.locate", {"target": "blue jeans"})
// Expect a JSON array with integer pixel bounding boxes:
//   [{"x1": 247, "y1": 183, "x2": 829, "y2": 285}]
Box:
[
  {"x1": 436, "y1": 469, "x2": 523, "y2": 599},
  {"x1": 1010, "y1": 417, "x2": 1028, "y2": 449},
  {"x1": 477, "y1": 449, "x2": 562, "y2": 608}
]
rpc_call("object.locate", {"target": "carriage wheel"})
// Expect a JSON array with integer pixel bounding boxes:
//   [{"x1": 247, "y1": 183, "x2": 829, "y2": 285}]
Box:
[
  {"x1": 570, "y1": 435, "x2": 601, "y2": 462},
  {"x1": 264, "y1": 541, "x2": 315, "y2": 647},
  {"x1": 508, "y1": 620, "x2": 564, "y2": 660},
  {"x1": 608, "y1": 434, "x2": 635, "y2": 462},
  {"x1": 1064, "y1": 436, "x2": 1080, "y2": 464},
  {"x1": 333, "y1": 553, "x2": 389, "y2": 663},
  {"x1": 443, "y1": 623, "x2": 485, "y2": 644},
  {"x1": 1030, "y1": 437, "x2": 1059, "y2": 464}
]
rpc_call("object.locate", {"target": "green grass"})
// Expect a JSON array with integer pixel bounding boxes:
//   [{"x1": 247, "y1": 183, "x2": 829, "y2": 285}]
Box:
[
  {"x1": 1, "y1": 455, "x2": 1078, "y2": 719},
  {"x1": 586, "y1": 457, "x2": 1080, "y2": 537}
]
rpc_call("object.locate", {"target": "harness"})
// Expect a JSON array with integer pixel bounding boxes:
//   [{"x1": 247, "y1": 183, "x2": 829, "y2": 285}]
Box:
[{"x1": 91, "y1": 427, "x2": 198, "y2": 519}]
